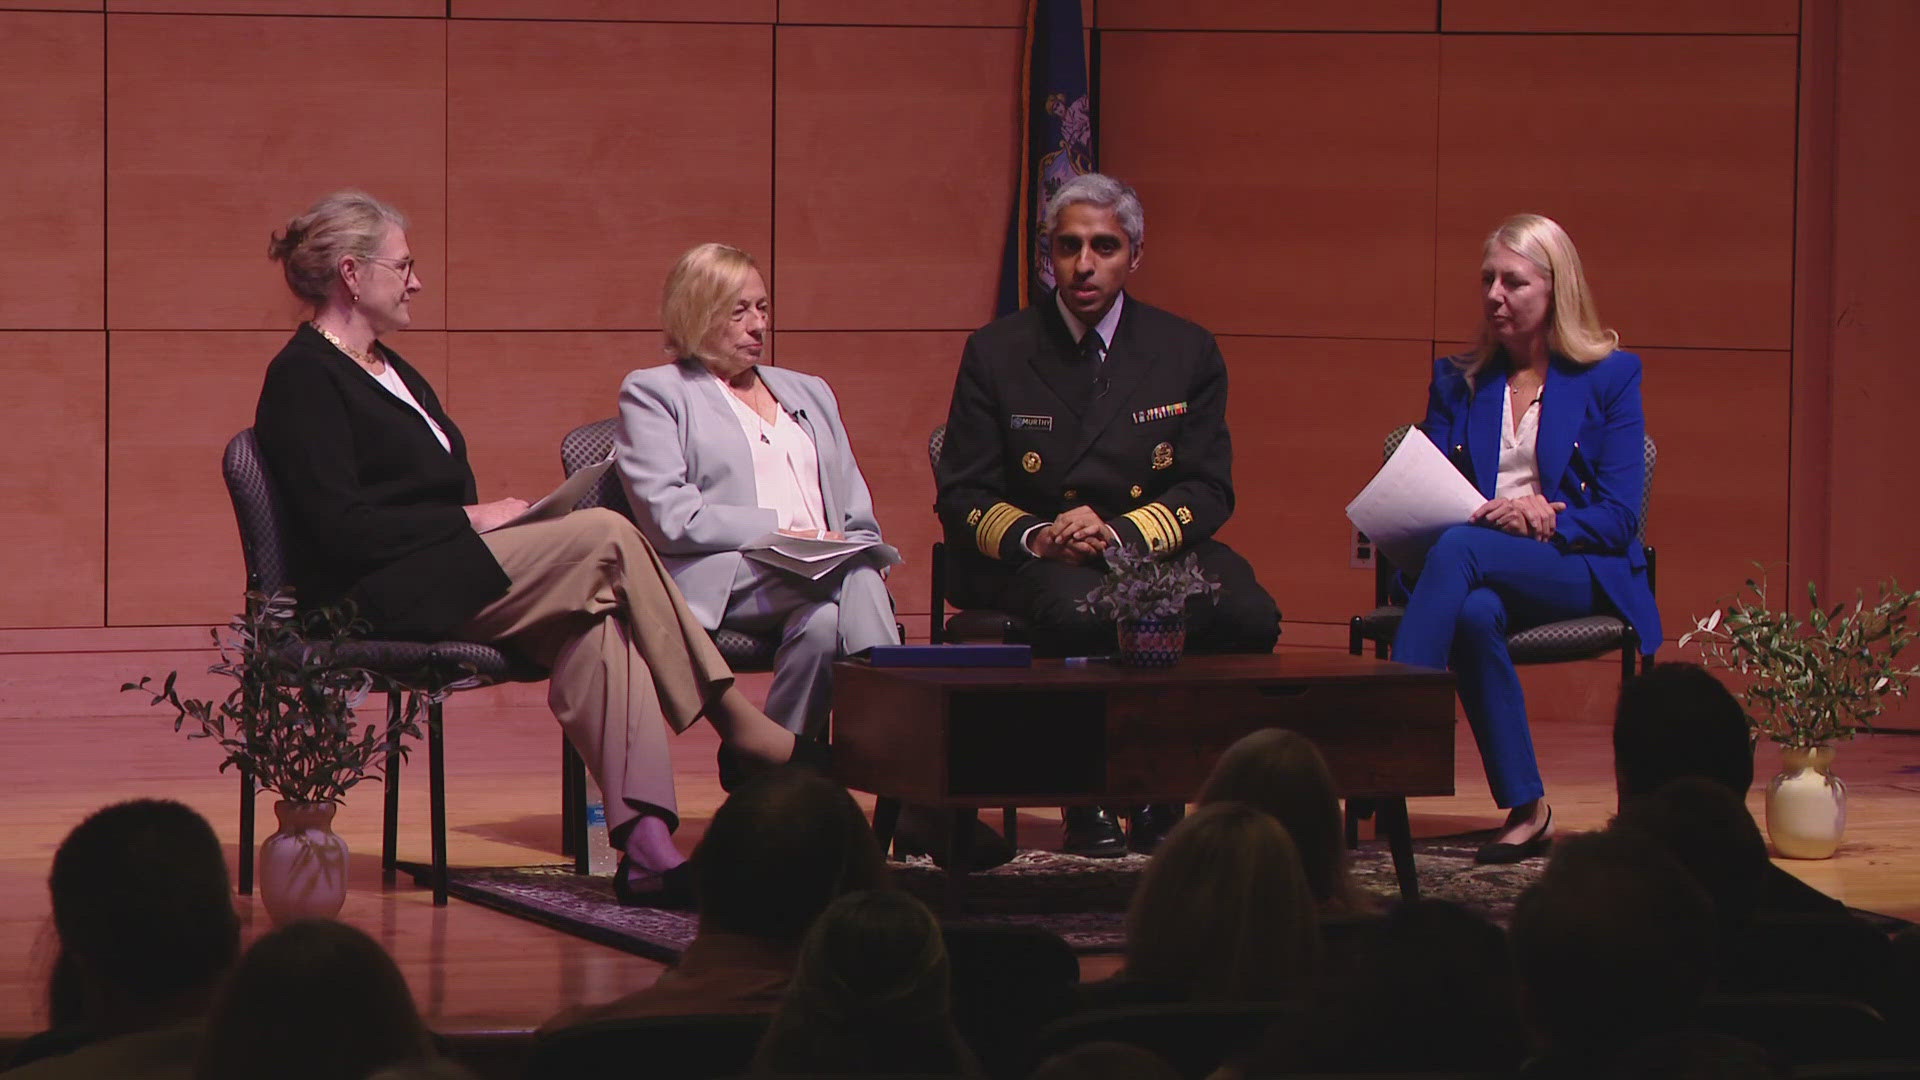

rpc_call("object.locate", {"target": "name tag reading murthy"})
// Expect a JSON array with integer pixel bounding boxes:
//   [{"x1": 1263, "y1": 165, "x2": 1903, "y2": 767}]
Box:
[{"x1": 1009, "y1": 414, "x2": 1054, "y2": 431}]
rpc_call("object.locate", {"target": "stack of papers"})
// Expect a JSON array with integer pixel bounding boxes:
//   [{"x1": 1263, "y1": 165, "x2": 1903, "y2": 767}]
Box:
[
  {"x1": 744, "y1": 533, "x2": 902, "y2": 581},
  {"x1": 1344, "y1": 429, "x2": 1486, "y2": 574},
  {"x1": 481, "y1": 450, "x2": 616, "y2": 533}
]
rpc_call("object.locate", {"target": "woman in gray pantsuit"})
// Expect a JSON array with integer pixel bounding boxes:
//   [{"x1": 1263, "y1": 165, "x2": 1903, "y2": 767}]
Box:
[{"x1": 616, "y1": 243, "x2": 900, "y2": 746}]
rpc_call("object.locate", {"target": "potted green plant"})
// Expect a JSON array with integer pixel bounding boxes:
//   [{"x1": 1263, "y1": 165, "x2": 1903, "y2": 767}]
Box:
[
  {"x1": 1679, "y1": 573, "x2": 1920, "y2": 858},
  {"x1": 1078, "y1": 544, "x2": 1222, "y2": 667},
  {"x1": 124, "y1": 591, "x2": 424, "y2": 922}
]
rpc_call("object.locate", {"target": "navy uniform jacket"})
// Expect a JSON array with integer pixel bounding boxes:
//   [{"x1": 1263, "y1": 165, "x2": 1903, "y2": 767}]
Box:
[
  {"x1": 935, "y1": 294, "x2": 1235, "y2": 591},
  {"x1": 1419, "y1": 348, "x2": 1661, "y2": 651}
]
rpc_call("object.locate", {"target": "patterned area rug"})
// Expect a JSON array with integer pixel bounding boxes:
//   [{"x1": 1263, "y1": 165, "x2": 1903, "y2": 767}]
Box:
[{"x1": 438, "y1": 832, "x2": 1545, "y2": 961}]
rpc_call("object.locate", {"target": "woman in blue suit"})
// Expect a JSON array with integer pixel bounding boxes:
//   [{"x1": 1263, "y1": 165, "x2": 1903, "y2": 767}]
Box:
[{"x1": 1394, "y1": 213, "x2": 1660, "y2": 863}]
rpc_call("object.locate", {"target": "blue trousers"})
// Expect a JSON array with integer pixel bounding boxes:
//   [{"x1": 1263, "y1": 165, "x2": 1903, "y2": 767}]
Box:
[{"x1": 1391, "y1": 525, "x2": 1603, "y2": 808}]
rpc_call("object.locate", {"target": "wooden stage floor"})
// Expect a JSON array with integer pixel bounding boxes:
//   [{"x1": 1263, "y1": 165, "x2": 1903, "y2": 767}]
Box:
[{"x1": 3, "y1": 661, "x2": 1918, "y2": 1040}]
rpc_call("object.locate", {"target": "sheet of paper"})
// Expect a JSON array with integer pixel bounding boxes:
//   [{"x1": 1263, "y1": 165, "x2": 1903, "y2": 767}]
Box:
[
  {"x1": 742, "y1": 533, "x2": 902, "y2": 581},
  {"x1": 1343, "y1": 428, "x2": 1487, "y2": 574},
  {"x1": 480, "y1": 450, "x2": 616, "y2": 533}
]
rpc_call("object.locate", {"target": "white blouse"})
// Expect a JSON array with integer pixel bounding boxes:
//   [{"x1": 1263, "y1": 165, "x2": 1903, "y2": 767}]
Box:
[
  {"x1": 715, "y1": 375, "x2": 828, "y2": 535},
  {"x1": 370, "y1": 363, "x2": 451, "y2": 453},
  {"x1": 1495, "y1": 385, "x2": 1543, "y2": 500}
]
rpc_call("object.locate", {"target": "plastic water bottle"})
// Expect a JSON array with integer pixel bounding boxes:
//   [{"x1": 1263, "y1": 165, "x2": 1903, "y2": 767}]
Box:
[{"x1": 584, "y1": 776, "x2": 616, "y2": 876}]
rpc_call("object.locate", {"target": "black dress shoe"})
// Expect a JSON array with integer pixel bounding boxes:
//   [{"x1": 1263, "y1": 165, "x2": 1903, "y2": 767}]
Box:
[
  {"x1": 717, "y1": 736, "x2": 832, "y2": 793},
  {"x1": 611, "y1": 856, "x2": 698, "y2": 908},
  {"x1": 1128, "y1": 803, "x2": 1186, "y2": 855},
  {"x1": 892, "y1": 805, "x2": 1016, "y2": 870},
  {"x1": 1061, "y1": 807, "x2": 1128, "y2": 859},
  {"x1": 1475, "y1": 805, "x2": 1554, "y2": 865}
]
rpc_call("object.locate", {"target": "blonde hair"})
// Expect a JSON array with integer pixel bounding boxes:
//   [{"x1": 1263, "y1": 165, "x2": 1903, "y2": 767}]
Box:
[
  {"x1": 267, "y1": 191, "x2": 406, "y2": 308},
  {"x1": 1197, "y1": 729, "x2": 1374, "y2": 918},
  {"x1": 1463, "y1": 213, "x2": 1618, "y2": 376},
  {"x1": 1123, "y1": 802, "x2": 1321, "y2": 1003},
  {"x1": 661, "y1": 242, "x2": 761, "y2": 362}
]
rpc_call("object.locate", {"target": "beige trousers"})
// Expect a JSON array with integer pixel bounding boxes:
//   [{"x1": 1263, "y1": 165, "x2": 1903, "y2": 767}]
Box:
[{"x1": 456, "y1": 507, "x2": 755, "y2": 835}]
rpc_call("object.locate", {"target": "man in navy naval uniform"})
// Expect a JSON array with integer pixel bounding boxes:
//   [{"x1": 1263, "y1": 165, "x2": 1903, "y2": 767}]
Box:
[{"x1": 935, "y1": 172, "x2": 1281, "y2": 857}]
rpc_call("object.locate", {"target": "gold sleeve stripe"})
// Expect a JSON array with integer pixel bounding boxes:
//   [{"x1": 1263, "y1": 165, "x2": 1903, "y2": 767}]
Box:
[
  {"x1": 1145, "y1": 502, "x2": 1184, "y2": 551},
  {"x1": 975, "y1": 502, "x2": 1026, "y2": 559},
  {"x1": 1122, "y1": 506, "x2": 1170, "y2": 553}
]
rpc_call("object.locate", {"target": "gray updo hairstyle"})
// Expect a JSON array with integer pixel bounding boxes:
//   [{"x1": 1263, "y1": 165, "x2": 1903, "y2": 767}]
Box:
[{"x1": 267, "y1": 191, "x2": 407, "y2": 307}]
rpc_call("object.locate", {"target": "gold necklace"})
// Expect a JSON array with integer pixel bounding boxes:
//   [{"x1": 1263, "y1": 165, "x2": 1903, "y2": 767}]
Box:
[{"x1": 311, "y1": 321, "x2": 382, "y2": 371}]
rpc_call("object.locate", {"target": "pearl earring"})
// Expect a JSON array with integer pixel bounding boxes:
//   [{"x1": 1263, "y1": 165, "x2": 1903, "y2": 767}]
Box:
[{"x1": 351, "y1": 293, "x2": 360, "y2": 303}]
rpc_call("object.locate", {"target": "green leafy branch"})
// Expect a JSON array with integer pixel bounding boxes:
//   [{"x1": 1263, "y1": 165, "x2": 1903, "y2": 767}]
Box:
[
  {"x1": 122, "y1": 591, "x2": 428, "y2": 804},
  {"x1": 1679, "y1": 570, "x2": 1920, "y2": 749}
]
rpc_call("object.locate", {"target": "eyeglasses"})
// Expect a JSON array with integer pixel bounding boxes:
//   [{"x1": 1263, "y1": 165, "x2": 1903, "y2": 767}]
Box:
[{"x1": 361, "y1": 256, "x2": 416, "y2": 279}]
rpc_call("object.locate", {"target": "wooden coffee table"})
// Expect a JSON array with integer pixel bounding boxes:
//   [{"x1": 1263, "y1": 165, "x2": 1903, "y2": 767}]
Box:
[{"x1": 831, "y1": 651, "x2": 1457, "y2": 910}]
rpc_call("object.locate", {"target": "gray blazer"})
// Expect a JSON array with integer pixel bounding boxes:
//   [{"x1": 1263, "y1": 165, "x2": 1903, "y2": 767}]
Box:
[{"x1": 615, "y1": 357, "x2": 887, "y2": 629}]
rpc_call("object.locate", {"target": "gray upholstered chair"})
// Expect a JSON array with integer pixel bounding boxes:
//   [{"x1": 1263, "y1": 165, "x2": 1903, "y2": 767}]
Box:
[
  {"x1": 926, "y1": 423, "x2": 1031, "y2": 645},
  {"x1": 222, "y1": 428, "x2": 548, "y2": 905},
  {"x1": 1343, "y1": 425, "x2": 1657, "y2": 846},
  {"x1": 1347, "y1": 424, "x2": 1658, "y2": 677},
  {"x1": 557, "y1": 418, "x2": 782, "y2": 670}
]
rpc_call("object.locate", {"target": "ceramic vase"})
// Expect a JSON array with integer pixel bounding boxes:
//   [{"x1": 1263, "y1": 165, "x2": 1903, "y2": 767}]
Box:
[
  {"x1": 257, "y1": 799, "x2": 350, "y2": 924},
  {"x1": 1116, "y1": 615, "x2": 1186, "y2": 668},
  {"x1": 1764, "y1": 745, "x2": 1848, "y2": 860}
]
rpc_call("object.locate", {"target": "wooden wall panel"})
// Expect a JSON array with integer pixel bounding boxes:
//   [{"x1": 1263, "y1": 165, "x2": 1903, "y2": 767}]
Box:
[
  {"x1": 0, "y1": 1, "x2": 96, "y2": 8},
  {"x1": 107, "y1": 0, "x2": 442, "y2": 14},
  {"x1": 1434, "y1": 36, "x2": 1797, "y2": 351},
  {"x1": 1441, "y1": 0, "x2": 1796, "y2": 34},
  {"x1": 106, "y1": 15, "x2": 446, "y2": 330},
  {"x1": 452, "y1": 0, "x2": 774, "y2": 20},
  {"x1": 105, "y1": 330, "x2": 449, "y2": 624},
  {"x1": 0, "y1": 334, "x2": 106, "y2": 628},
  {"x1": 1640, "y1": 349, "x2": 1790, "y2": 641},
  {"x1": 447, "y1": 333, "x2": 647, "y2": 504},
  {"x1": 1099, "y1": 0, "x2": 1434, "y2": 31},
  {"x1": 446, "y1": 21, "x2": 772, "y2": 331},
  {"x1": 1210, "y1": 338, "x2": 1426, "y2": 626},
  {"x1": 778, "y1": 0, "x2": 1024, "y2": 25},
  {"x1": 0, "y1": 12, "x2": 103, "y2": 328},
  {"x1": 1826, "y1": 0, "x2": 1920, "y2": 598},
  {"x1": 773, "y1": 331, "x2": 970, "y2": 617},
  {"x1": 1101, "y1": 33, "x2": 1439, "y2": 340},
  {"x1": 773, "y1": 26, "x2": 1019, "y2": 331}
]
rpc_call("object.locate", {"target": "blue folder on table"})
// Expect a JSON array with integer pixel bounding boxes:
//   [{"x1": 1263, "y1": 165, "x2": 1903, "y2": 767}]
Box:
[{"x1": 853, "y1": 644, "x2": 1032, "y2": 668}]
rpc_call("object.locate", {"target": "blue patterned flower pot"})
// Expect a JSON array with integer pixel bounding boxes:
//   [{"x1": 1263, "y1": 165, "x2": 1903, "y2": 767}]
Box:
[{"x1": 1116, "y1": 615, "x2": 1187, "y2": 668}]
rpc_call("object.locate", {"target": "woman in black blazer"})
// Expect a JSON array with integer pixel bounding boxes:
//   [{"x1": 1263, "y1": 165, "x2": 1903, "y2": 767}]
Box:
[{"x1": 254, "y1": 192, "x2": 815, "y2": 906}]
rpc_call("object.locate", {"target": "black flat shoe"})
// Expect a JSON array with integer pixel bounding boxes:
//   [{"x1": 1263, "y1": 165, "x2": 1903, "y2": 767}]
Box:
[
  {"x1": 611, "y1": 856, "x2": 698, "y2": 908},
  {"x1": 718, "y1": 737, "x2": 833, "y2": 793},
  {"x1": 1062, "y1": 807, "x2": 1129, "y2": 859},
  {"x1": 1128, "y1": 803, "x2": 1186, "y2": 855},
  {"x1": 1475, "y1": 805, "x2": 1554, "y2": 865}
]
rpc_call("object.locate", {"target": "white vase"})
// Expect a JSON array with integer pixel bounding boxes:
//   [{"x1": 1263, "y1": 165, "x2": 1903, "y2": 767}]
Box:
[
  {"x1": 257, "y1": 800, "x2": 350, "y2": 924},
  {"x1": 1764, "y1": 746, "x2": 1848, "y2": 860}
]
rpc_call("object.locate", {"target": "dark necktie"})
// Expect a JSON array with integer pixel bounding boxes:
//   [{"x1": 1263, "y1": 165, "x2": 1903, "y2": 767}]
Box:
[{"x1": 1082, "y1": 329, "x2": 1108, "y2": 404}]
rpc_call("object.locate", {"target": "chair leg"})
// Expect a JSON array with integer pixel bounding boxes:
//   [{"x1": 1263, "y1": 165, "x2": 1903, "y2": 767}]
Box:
[
  {"x1": 565, "y1": 742, "x2": 589, "y2": 875},
  {"x1": 1375, "y1": 796, "x2": 1421, "y2": 901},
  {"x1": 383, "y1": 692, "x2": 402, "y2": 882},
  {"x1": 560, "y1": 736, "x2": 578, "y2": 859},
  {"x1": 1348, "y1": 617, "x2": 1364, "y2": 657},
  {"x1": 238, "y1": 764, "x2": 256, "y2": 895},
  {"x1": 1002, "y1": 807, "x2": 1019, "y2": 850},
  {"x1": 1343, "y1": 798, "x2": 1372, "y2": 850},
  {"x1": 872, "y1": 797, "x2": 902, "y2": 854},
  {"x1": 429, "y1": 700, "x2": 448, "y2": 907}
]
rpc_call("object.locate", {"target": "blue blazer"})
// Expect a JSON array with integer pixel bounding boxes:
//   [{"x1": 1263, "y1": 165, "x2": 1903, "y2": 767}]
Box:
[{"x1": 1418, "y1": 349, "x2": 1661, "y2": 653}]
